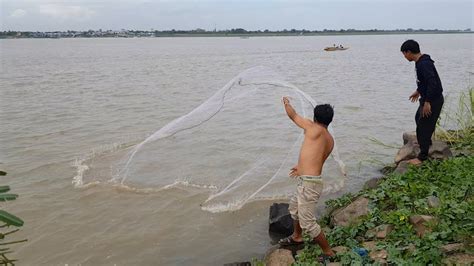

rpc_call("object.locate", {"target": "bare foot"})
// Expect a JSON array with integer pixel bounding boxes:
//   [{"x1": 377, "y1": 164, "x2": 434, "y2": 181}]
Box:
[{"x1": 407, "y1": 158, "x2": 422, "y2": 166}]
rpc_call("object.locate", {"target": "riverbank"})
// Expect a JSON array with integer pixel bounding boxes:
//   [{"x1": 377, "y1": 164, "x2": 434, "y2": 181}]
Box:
[
  {"x1": 261, "y1": 132, "x2": 473, "y2": 265},
  {"x1": 296, "y1": 155, "x2": 473, "y2": 265}
]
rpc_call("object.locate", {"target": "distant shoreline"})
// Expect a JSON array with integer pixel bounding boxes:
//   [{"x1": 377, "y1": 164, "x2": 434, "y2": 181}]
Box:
[{"x1": 1, "y1": 30, "x2": 472, "y2": 39}]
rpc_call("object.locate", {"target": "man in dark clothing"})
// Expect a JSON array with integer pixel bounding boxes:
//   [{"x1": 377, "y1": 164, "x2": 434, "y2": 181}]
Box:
[{"x1": 401, "y1": 40, "x2": 444, "y2": 165}]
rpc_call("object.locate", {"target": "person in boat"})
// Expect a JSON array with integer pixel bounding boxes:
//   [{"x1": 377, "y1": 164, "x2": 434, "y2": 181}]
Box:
[
  {"x1": 400, "y1": 39, "x2": 444, "y2": 165},
  {"x1": 279, "y1": 97, "x2": 336, "y2": 262}
]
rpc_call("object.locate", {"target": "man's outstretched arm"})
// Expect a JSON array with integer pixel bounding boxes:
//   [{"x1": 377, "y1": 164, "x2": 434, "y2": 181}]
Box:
[{"x1": 282, "y1": 97, "x2": 312, "y2": 129}]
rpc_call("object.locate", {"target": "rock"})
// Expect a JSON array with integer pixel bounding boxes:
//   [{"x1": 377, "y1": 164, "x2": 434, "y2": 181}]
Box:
[
  {"x1": 369, "y1": 249, "x2": 388, "y2": 265},
  {"x1": 409, "y1": 215, "x2": 438, "y2": 237},
  {"x1": 269, "y1": 203, "x2": 294, "y2": 237},
  {"x1": 372, "y1": 258, "x2": 387, "y2": 265},
  {"x1": 442, "y1": 253, "x2": 474, "y2": 265},
  {"x1": 330, "y1": 197, "x2": 370, "y2": 227},
  {"x1": 394, "y1": 160, "x2": 410, "y2": 174},
  {"x1": 376, "y1": 224, "x2": 393, "y2": 239},
  {"x1": 327, "y1": 263, "x2": 342, "y2": 266},
  {"x1": 362, "y1": 241, "x2": 377, "y2": 251},
  {"x1": 380, "y1": 164, "x2": 397, "y2": 175},
  {"x1": 395, "y1": 143, "x2": 418, "y2": 163},
  {"x1": 332, "y1": 246, "x2": 350, "y2": 254},
  {"x1": 395, "y1": 140, "x2": 452, "y2": 163},
  {"x1": 429, "y1": 140, "x2": 453, "y2": 159},
  {"x1": 264, "y1": 247, "x2": 295, "y2": 266},
  {"x1": 403, "y1": 131, "x2": 418, "y2": 145},
  {"x1": 363, "y1": 177, "x2": 382, "y2": 190},
  {"x1": 224, "y1": 262, "x2": 251, "y2": 266},
  {"x1": 441, "y1": 243, "x2": 464, "y2": 254},
  {"x1": 427, "y1": 196, "x2": 441, "y2": 208},
  {"x1": 365, "y1": 224, "x2": 393, "y2": 239}
]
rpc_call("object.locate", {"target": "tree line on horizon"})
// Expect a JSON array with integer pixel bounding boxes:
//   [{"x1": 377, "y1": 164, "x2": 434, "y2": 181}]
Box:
[{"x1": 1, "y1": 27, "x2": 471, "y2": 38}]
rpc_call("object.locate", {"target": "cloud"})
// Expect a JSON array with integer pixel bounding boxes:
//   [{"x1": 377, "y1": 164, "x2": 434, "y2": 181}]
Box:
[
  {"x1": 39, "y1": 4, "x2": 95, "y2": 20},
  {"x1": 9, "y1": 9, "x2": 27, "y2": 18}
]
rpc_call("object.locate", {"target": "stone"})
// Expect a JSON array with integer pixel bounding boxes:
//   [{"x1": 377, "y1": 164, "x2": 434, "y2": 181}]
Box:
[
  {"x1": 269, "y1": 203, "x2": 294, "y2": 237},
  {"x1": 366, "y1": 225, "x2": 393, "y2": 239},
  {"x1": 264, "y1": 247, "x2": 295, "y2": 266},
  {"x1": 330, "y1": 197, "x2": 370, "y2": 227},
  {"x1": 395, "y1": 140, "x2": 452, "y2": 164},
  {"x1": 394, "y1": 160, "x2": 410, "y2": 174},
  {"x1": 332, "y1": 246, "x2": 350, "y2": 254},
  {"x1": 441, "y1": 243, "x2": 464, "y2": 254},
  {"x1": 427, "y1": 196, "x2": 441, "y2": 208},
  {"x1": 395, "y1": 143, "x2": 418, "y2": 163},
  {"x1": 376, "y1": 224, "x2": 393, "y2": 239},
  {"x1": 224, "y1": 262, "x2": 251, "y2": 266},
  {"x1": 362, "y1": 241, "x2": 377, "y2": 251},
  {"x1": 409, "y1": 215, "x2": 438, "y2": 237},
  {"x1": 327, "y1": 263, "x2": 342, "y2": 266},
  {"x1": 363, "y1": 177, "x2": 382, "y2": 190},
  {"x1": 369, "y1": 249, "x2": 388, "y2": 265},
  {"x1": 429, "y1": 140, "x2": 453, "y2": 159},
  {"x1": 403, "y1": 131, "x2": 418, "y2": 145},
  {"x1": 442, "y1": 253, "x2": 474, "y2": 265}
]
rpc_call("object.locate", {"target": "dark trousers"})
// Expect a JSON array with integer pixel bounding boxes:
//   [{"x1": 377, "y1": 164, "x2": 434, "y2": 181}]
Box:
[{"x1": 415, "y1": 95, "x2": 444, "y2": 161}]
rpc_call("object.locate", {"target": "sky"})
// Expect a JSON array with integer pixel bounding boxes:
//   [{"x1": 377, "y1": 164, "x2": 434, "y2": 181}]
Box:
[{"x1": 1, "y1": 0, "x2": 473, "y2": 31}]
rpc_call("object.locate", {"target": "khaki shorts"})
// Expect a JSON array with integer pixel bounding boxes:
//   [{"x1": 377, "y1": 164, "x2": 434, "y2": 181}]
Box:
[{"x1": 288, "y1": 175, "x2": 323, "y2": 238}]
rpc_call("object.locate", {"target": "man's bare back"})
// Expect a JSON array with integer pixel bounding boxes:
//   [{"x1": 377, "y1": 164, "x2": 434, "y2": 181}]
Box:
[
  {"x1": 297, "y1": 123, "x2": 334, "y2": 176},
  {"x1": 282, "y1": 97, "x2": 334, "y2": 177}
]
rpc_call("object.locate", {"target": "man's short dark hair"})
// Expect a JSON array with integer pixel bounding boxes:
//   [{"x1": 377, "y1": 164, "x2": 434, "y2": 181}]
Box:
[
  {"x1": 313, "y1": 104, "x2": 334, "y2": 126},
  {"x1": 400, "y1": 40, "x2": 420, "y2": 53}
]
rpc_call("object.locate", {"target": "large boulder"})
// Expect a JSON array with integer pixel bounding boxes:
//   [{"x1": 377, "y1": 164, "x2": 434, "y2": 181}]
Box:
[
  {"x1": 264, "y1": 246, "x2": 295, "y2": 266},
  {"x1": 395, "y1": 140, "x2": 452, "y2": 163},
  {"x1": 330, "y1": 197, "x2": 370, "y2": 227},
  {"x1": 269, "y1": 203, "x2": 294, "y2": 237}
]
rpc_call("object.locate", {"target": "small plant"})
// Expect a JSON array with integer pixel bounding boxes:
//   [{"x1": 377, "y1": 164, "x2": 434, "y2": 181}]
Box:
[{"x1": 0, "y1": 171, "x2": 26, "y2": 265}]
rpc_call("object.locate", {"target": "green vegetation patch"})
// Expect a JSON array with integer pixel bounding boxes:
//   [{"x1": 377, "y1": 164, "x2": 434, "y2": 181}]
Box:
[{"x1": 295, "y1": 156, "x2": 474, "y2": 265}]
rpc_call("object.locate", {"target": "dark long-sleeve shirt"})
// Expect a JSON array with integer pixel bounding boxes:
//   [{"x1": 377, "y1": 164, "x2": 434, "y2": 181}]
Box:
[{"x1": 415, "y1": 54, "x2": 443, "y2": 103}]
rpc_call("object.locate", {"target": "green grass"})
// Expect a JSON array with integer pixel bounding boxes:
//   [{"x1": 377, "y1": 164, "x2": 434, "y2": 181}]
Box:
[
  {"x1": 436, "y1": 87, "x2": 473, "y2": 151},
  {"x1": 295, "y1": 156, "x2": 474, "y2": 265}
]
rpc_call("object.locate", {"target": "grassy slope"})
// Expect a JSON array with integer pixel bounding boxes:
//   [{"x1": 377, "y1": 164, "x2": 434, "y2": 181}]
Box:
[{"x1": 295, "y1": 156, "x2": 473, "y2": 265}]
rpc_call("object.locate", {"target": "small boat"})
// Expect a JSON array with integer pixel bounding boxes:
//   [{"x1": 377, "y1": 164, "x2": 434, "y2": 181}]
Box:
[{"x1": 324, "y1": 46, "x2": 349, "y2": 51}]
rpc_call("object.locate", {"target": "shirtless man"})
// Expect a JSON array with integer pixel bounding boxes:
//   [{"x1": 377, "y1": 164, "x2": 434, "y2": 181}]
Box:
[{"x1": 279, "y1": 97, "x2": 335, "y2": 259}]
